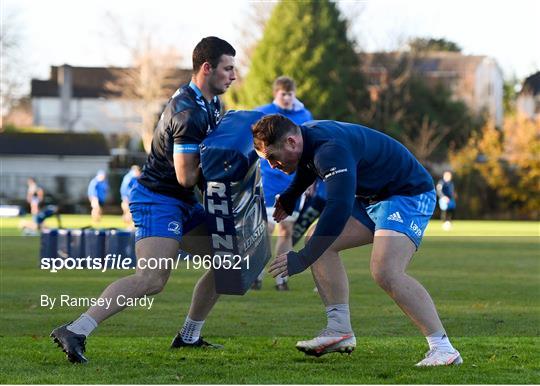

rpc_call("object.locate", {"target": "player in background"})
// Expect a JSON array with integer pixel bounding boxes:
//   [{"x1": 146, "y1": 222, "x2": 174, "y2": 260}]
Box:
[
  {"x1": 87, "y1": 170, "x2": 108, "y2": 225},
  {"x1": 20, "y1": 205, "x2": 61, "y2": 235},
  {"x1": 26, "y1": 177, "x2": 44, "y2": 216},
  {"x1": 252, "y1": 76, "x2": 313, "y2": 291},
  {"x1": 120, "y1": 165, "x2": 141, "y2": 227},
  {"x1": 253, "y1": 115, "x2": 462, "y2": 367},
  {"x1": 51, "y1": 37, "x2": 236, "y2": 363},
  {"x1": 436, "y1": 171, "x2": 457, "y2": 231}
]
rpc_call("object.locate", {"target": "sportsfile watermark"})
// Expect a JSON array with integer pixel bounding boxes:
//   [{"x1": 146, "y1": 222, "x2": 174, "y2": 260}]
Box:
[{"x1": 40, "y1": 253, "x2": 250, "y2": 273}]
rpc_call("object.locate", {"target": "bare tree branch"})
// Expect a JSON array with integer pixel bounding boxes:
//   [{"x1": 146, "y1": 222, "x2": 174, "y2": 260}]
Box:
[
  {"x1": 401, "y1": 115, "x2": 450, "y2": 162},
  {"x1": 1, "y1": 7, "x2": 25, "y2": 121},
  {"x1": 102, "y1": 13, "x2": 183, "y2": 153}
]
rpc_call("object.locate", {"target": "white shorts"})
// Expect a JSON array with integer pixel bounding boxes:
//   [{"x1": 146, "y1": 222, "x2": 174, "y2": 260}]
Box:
[{"x1": 266, "y1": 207, "x2": 299, "y2": 225}]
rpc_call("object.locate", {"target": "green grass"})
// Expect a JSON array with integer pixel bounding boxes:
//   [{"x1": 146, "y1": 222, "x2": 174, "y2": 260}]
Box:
[{"x1": 1, "y1": 216, "x2": 539, "y2": 383}]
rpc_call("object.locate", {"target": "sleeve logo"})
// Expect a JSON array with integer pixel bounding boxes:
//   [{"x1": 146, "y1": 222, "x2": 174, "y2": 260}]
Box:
[
  {"x1": 323, "y1": 167, "x2": 348, "y2": 180},
  {"x1": 173, "y1": 144, "x2": 200, "y2": 154}
]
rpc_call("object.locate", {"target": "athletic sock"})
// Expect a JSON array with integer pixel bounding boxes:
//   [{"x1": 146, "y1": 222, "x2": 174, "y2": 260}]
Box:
[
  {"x1": 325, "y1": 304, "x2": 353, "y2": 334},
  {"x1": 67, "y1": 313, "x2": 98, "y2": 337},
  {"x1": 426, "y1": 331, "x2": 456, "y2": 352},
  {"x1": 180, "y1": 317, "x2": 205, "y2": 343}
]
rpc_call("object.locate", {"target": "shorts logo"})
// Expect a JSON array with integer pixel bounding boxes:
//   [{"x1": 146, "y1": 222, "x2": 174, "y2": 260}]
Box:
[
  {"x1": 167, "y1": 221, "x2": 181, "y2": 235},
  {"x1": 387, "y1": 211, "x2": 404, "y2": 223},
  {"x1": 410, "y1": 220, "x2": 422, "y2": 237}
]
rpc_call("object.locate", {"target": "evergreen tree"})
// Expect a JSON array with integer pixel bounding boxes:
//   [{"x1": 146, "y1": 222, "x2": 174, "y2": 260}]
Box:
[
  {"x1": 230, "y1": 0, "x2": 367, "y2": 121},
  {"x1": 408, "y1": 37, "x2": 462, "y2": 52}
]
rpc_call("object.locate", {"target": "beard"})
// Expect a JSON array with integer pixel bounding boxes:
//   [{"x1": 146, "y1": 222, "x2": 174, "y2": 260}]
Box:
[{"x1": 208, "y1": 79, "x2": 227, "y2": 96}]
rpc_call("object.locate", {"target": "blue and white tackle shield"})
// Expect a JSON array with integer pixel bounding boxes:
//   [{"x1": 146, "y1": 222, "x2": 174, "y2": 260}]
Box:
[{"x1": 200, "y1": 110, "x2": 271, "y2": 295}]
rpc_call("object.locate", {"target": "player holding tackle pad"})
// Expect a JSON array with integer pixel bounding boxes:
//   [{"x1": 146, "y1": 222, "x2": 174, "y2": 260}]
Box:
[{"x1": 50, "y1": 37, "x2": 240, "y2": 363}]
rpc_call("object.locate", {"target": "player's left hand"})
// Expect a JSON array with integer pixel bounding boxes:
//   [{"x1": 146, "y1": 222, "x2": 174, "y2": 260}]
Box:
[{"x1": 268, "y1": 252, "x2": 288, "y2": 278}]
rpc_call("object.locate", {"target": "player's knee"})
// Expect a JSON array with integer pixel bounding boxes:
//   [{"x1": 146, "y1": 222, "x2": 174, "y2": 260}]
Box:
[
  {"x1": 370, "y1": 265, "x2": 399, "y2": 292},
  {"x1": 136, "y1": 271, "x2": 168, "y2": 295},
  {"x1": 145, "y1": 277, "x2": 167, "y2": 295}
]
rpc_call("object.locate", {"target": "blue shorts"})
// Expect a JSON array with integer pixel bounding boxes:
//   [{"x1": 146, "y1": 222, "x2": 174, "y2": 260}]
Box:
[
  {"x1": 352, "y1": 190, "x2": 436, "y2": 248},
  {"x1": 35, "y1": 207, "x2": 56, "y2": 225},
  {"x1": 129, "y1": 181, "x2": 206, "y2": 242},
  {"x1": 438, "y1": 198, "x2": 456, "y2": 211}
]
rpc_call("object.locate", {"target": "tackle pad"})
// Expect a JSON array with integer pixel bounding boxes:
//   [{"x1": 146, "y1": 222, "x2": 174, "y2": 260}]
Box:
[{"x1": 200, "y1": 110, "x2": 271, "y2": 295}]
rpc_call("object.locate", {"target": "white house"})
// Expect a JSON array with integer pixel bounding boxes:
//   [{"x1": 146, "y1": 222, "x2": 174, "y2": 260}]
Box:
[
  {"x1": 361, "y1": 51, "x2": 504, "y2": 126},
  {"x1": 31, "y1": 65, "x2": 191, "y2": 138},
  {"x1": 0, "y1": 132, "x2": 110, "y2": 207}
]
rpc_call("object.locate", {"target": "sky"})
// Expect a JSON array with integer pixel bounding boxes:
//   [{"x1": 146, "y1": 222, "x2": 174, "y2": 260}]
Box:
[{"x1": 3, "y1": 0, "x2": 539, "y2": 95}]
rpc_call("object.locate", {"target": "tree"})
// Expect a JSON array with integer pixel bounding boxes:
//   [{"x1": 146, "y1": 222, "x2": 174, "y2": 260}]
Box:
[
  {"x1": 105, "y1": 42, "x2": 182, "y2": 153},
  {"x1": 450, "y1": 115, "x2": 540, "y2": 218},
  {"x1": 103, "y1": 14, "x2": 183, "y2": 153},
  {"x1": 0, "y1": 7, "x2": 26, "y2": 123},
  {"x1": 232, "y1": 2, "x2": 275, "y2": 74},
  {"x1": 229, "y1": 0, "x2": 368, "y2": 121},
  {"x1": 408, "y1": 37, "x2": 461, "y2": 52},
  {"x1": 503, "y1": 76, "x2": 520, "y2": 115},
  {"x1": 363, "y1": 51, "x2": 479, "y2": 162}
]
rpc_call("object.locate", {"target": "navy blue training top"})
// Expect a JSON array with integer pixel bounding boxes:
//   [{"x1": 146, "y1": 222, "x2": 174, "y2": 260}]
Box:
[
  {"x1": 138, "y1": 82, "x2": 221, "y2": 203},
  {"x1": 282, "y1": 120, "x2": 434, "y2": 269},
  {"x1": 437, "y1": 179, "x2": 455, "y2": 199}
]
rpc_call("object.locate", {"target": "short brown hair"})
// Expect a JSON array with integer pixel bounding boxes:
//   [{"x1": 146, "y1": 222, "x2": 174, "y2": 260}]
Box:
[
  {"x1": 273, "y1": 76, "x2": 296, "y2": 92},
  {"x1": 192, "y1": 36, "x2": 236, "y2": 74},
  {"x1": 252, "y1": 114, "x2": 299, "y2": 150}
]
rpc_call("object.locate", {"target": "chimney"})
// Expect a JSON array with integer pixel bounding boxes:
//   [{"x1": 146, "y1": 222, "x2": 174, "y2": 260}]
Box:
[{"x1": 58, "y1": 64, "x2": 73, "y2": 130}]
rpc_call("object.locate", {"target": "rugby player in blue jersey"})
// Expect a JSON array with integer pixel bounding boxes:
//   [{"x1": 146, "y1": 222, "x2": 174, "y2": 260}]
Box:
[
  {"x1": 51, "y1": 37, "x2": 236, "y2": 363},
  {"x1": 252, "y1": 76, "x2": 313, "y2": 291},
  {"x1": 253, "y1": 115, "x2": 462, "y2": 366},
  {"x1": 87, "y1": 170, "x2": 108, "y2": 224},
  {"x1": 119, "y1": 165, "x2": 141, "y2": 227},
  {"x1": 436, "y1": 171, "x2": 457, "y2": 231}
]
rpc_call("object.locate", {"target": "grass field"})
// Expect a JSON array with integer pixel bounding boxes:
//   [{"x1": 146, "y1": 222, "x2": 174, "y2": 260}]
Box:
[{"x1": 1, "y1": 216, "x2": 539, "y2": 384}]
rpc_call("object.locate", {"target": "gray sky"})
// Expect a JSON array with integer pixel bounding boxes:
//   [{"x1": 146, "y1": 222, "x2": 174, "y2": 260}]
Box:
[{"x1": 3, "y1": 0, "x2": 539, "y2": 94}]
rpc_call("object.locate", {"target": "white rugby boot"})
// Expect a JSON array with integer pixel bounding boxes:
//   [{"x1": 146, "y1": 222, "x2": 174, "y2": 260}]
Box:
[
  {"x1": 296, "y1": 328, "x2": 356, "y2": 357},
  {"x1": 415, "y1": 348, "x2": 463, "y2": 366}
]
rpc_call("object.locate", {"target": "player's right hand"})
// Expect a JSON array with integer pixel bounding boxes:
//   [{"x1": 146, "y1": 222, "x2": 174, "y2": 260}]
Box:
[
  {"x1": 273, "y1": 196, "x2": 289, "y2": 223},
  {"x1": 274, "y1": 192, "x2": 297, "y2": 221}
]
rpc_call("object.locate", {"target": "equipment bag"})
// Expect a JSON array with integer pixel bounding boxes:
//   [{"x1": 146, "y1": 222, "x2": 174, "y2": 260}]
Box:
[
  {"x1": 104, "y1": 229, "x2": 136, "y2": 268},
  {"x1": 40, "y1": 228, "x2": 58, "y2": 259},
  {"x1": 40, "y1": 228, "x2": 135, "y2": 269}
]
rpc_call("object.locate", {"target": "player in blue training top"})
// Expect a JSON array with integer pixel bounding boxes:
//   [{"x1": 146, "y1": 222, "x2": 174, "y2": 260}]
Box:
[
  {"x1": 87, "y1": 170, "x2": 108, "y2": 224},
  {"x1": 119, "y1": 165, "x2": 141, "y2": 227},
  {"x1": 436, "y1": 171, "x2": 457, "y2": 231},
  {"x1": 51, "y1": 37, "x2": 237, "y2": 363},
  {"x1": 253, "y1": 115, "x2": 462, "y2": 367},
  {"x1": 253, "y1": 76, "x2": 313, "y2": 291}
]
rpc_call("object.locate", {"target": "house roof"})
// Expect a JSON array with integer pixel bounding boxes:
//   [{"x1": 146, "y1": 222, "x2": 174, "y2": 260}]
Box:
[
  {"x1": 521, "y1": 71, "x2": 540, "y2": 95},
  {"x1": 31, "y1": 65, "x2": 192, "y2": 98},
  {"x1": 0, "y1": 132, "x2": 110, "y2": 156},
  {"x1": 360, "y1": 51, "x2": 488, "y2": 77}
]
